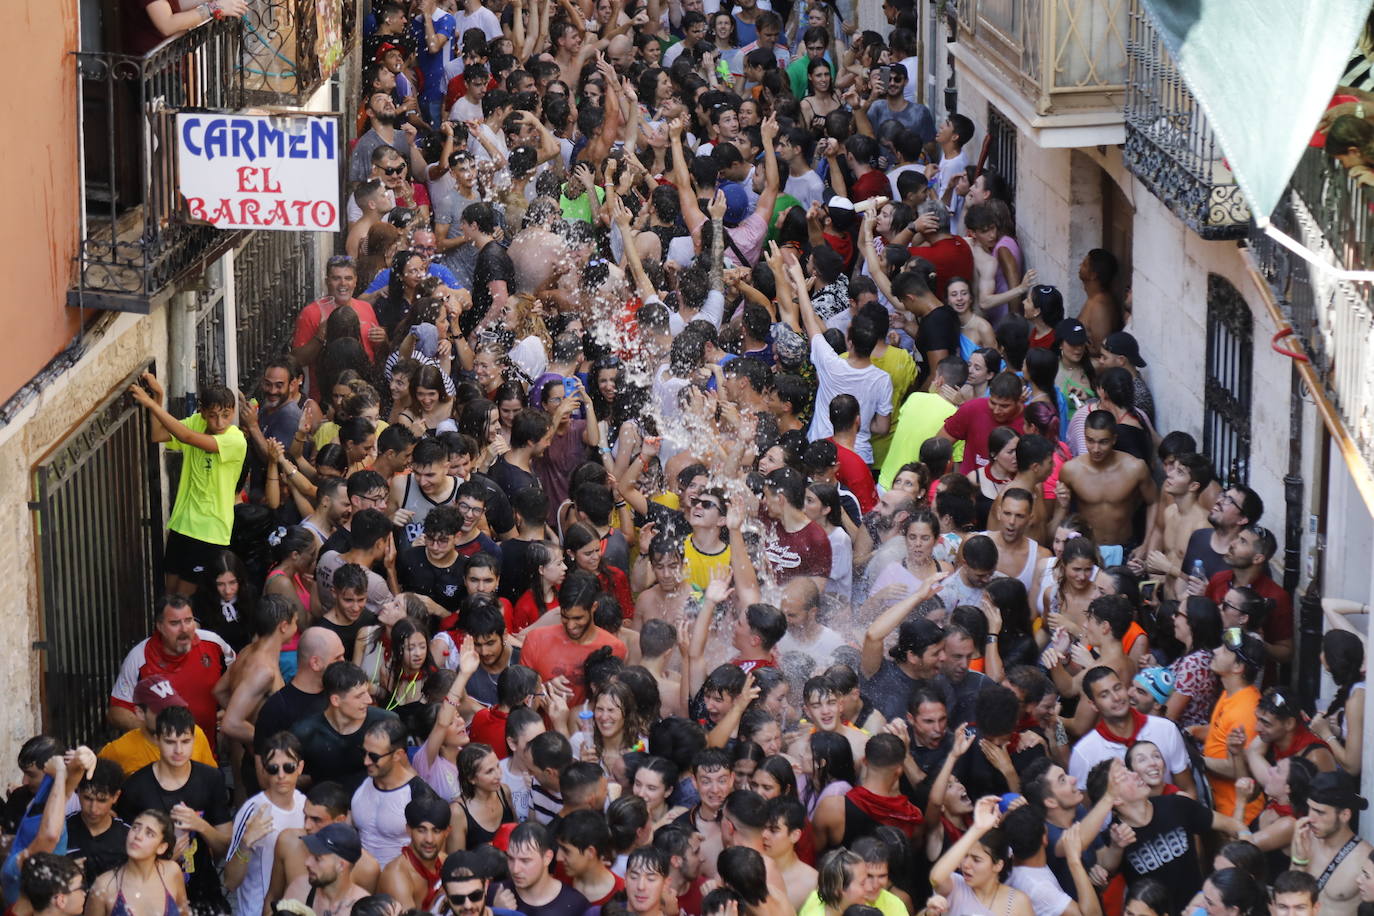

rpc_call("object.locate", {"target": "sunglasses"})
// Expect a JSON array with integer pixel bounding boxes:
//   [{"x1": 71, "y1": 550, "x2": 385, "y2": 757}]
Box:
[
  {"x1": 692, "y1": 497, "x2": 721, "y2": 512},
  {"x1": 381, "y1": 165, "x2": 407, "y2": 175},
  {"x1": 364, "y1": 749, "x2": 395, "y2": 763},
  {"x1": 447, "y1": 890, "x2": 486, "y2": 904},
  {"x1": 1222, "y1": 627, "x2": 1258, "y2": 667},
  {"x1": 264, "y1": 762, "x2": 299, "y2": 776}
]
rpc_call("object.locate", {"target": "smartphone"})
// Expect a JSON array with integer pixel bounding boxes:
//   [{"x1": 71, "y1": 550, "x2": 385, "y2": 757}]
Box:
[
  {"x1": 1140, "y1": 579, "x2": 1161, "y2": 602},
  {"x1": 562, "y1": 376, "x2": 580, "y2": 396}
]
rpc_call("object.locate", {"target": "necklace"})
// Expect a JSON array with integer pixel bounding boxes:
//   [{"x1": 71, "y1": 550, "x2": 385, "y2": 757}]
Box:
[{"x1": 973, "y1": 884, "x2": 1001, "y2": 910}]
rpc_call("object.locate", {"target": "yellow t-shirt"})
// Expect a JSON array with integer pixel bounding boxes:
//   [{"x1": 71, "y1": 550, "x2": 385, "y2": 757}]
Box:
[
  {"x1": 166, "y1": 413, "x2": 247, "y2": 546},
  {"x1": 99, "y1": 725, "x2": 219, "y2": 776},
  {"x1": 684, "y1": 533, "x2": 731, "y2": 591},
  {"x1": 1205, "y1": 684, "x2": 1263, "y2": 823},
  {"x1": 878, "y1": 391, "x2": 964, "y2": 490},
  {"x1": 799, "y1": 889, "x2": 906, "y2": 916},
  {"x1": 313, "y1": 419, "x2": 390, "y2": 452}
]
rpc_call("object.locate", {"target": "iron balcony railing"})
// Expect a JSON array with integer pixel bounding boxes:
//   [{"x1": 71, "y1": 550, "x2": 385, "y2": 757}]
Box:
[
  {"x1": 1249, "y1": 146, "x2": 1374, "y2": 467},
  {"x1": 72, "y1": 19, "x2": 246, "y2": 312},
  {"x1": 1122, "y1": 1, "x2": 1249, "y2": 239},
  {"x1": 953, "y1": 0, "x2": 1128, "y2": 117},
  {"x1": 241, "y1": 0, "x2": 360, "y2": 106}
]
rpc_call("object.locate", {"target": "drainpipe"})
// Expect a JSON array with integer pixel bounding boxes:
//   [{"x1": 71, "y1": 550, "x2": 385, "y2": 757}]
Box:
[
  {"x1": 167, "y1": 288, "x2": 200, "y2": 417},
  {"x1": 1285, "y1": 363, "x2": 1322, "y2": 707}
]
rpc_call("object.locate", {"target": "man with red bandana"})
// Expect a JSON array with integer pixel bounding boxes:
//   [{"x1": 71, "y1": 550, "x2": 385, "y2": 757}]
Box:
[{"x1": 1067, "y1": 666, "x2": 1196, "y2": 796}]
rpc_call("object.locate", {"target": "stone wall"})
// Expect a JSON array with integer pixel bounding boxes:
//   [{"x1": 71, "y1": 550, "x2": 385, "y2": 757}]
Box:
[{"x1": 0, "y1": 309, "x2": 168, "y2": 764}]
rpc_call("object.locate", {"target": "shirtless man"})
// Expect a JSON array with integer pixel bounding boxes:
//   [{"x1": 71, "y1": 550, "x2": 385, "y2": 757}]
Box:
[
  {"x1": 1076, "y1": 249, "x2": 1124, "y2": 356},
  {"x1": 266, "y1": 782, "x2": 380, "y2": 908},
  {"x1": 988, "y1": 434, "x2": 1057, "y2": 545},
  {"x1": 1289, "y1": 773, "x2": 1371, "y2": 916},
  {"x1": 1144, "y1": 452, "x2": 1214, "y2": 598},
  {"x1": 551, "y1": 20, "x2": 597, "y2": 93},
  {"x1": 788, "y1": 675, "x2": 867, "y2": 766},
  {"x1": 634, "y1": 535, "x2": 695, "y2": 628},
  {"x1": 379, "y1": 797, "x2": 450, "y2": 909},
  {"x1": 217, "y1": 596, "x2": 299, "y2": 753},
  {"x1": 760, "y1": 796, "x2": 817, "y2": 912},
  {"x1": 1056, "y1": 411, "x2": 1157, "y2": 558},
  {"x1": 984, "y1": 488, "x2": 1049, "y2": 592},
  {"x1": 280, "y1": 823, "x2": 370, "y2": 916}
]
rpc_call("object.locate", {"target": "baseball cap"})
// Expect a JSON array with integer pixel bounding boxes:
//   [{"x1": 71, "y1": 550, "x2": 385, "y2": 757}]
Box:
[
  {"x1": 826, "y1": 195, "x2": 855, "y2": 212},
  {"x1": 719, "y1": 181, "x2": 750, "y2": 227},
  {"x1": 1054, "y1": 318, "x2": 1087, "y2": 346},
  {"x1": 443, "y1": 846, "x2": 506, "y2": 882},
  {"x1": 374, "y1": 41, "x2": 402, "y2": 61},
  {"x1": 1103, "y1": 331, "x2": 1147, "y2": 367},
  {"x1": 1133, "y1": 667, "x2": 1175, "y2": 706},
  {"x1": 301, "y1": 824, "x2": 363, "y2": 863},
  {"x1": 132, "y1": 677, "x2": 190, "y2": 714}
]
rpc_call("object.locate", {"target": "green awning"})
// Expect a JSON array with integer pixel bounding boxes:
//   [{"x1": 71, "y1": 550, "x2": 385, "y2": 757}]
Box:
[{"x1": 1140, "y1": 0, "x2": 1371, "y2": 221}]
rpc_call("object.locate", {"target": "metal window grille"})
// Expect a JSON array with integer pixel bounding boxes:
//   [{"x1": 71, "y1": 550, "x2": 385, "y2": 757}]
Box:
[
  {"x1": 1203, "y1": 274, "x2": 1253, "y2": 486},
  {"x1": 234, "y1": 230, "x2": 317, "y2": 394},
  {"x1": 31, "y1": 363, "x2": 165, "y2": 748},
  {"x1": 985, "y1": 104, "x2": 1018, "y2": 202}
]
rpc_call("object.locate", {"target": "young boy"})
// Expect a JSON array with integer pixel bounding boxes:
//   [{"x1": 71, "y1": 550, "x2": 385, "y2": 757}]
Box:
[{"x1": 129, "y1": 374, "x2": 246, "y2": 595}]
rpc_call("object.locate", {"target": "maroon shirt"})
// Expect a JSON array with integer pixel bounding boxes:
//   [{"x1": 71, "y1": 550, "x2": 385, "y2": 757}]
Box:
[{"x1": 765, "y1": 519, "x2": 832, "y2": 582}]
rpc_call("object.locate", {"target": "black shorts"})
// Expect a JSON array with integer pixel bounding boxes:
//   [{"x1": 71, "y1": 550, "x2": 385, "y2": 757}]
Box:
[{"x1": 164, "y1": 530, "x2": 226, "y2": 580}]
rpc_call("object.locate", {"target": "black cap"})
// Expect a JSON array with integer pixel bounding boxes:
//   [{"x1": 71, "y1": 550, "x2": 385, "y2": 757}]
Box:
[
  {"x1": 1054, "y1": 318, "x2": 1087, "y2": 346},
  {"x1": 301, "y1": 824, "x2": 362, "y2": 863},
  {"x1": 1103, "y1": 331, "x2": 1147, "y2": 367},
  {"x1": 442, "y1": 847, "x2": 505, "y2": 883}
]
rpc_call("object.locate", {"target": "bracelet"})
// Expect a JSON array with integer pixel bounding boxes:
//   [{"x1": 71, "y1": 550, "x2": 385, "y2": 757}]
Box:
[
  {"x1": 985, "y1": 634, "x2": 998, "y2": 644},
  {"x1": 234, "y1": 849, "x2": 251, "y2": 863},
  {"x1": 1291, "y1": 856, "x2": 1311, "y2": 867}
]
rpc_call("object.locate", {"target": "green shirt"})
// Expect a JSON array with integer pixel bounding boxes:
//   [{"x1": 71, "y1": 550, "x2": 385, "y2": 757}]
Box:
[
  {"x1": 166, "y1": 412, "x2": 247, "y2": 545},
  {"x1": 798, "y1": 889, "x2": 906, "y2": 916},
  {"x1": 786, "y1": 55, "x2": 835, "y2": 100},
  {"x1": 878, "y1": 390, "x2": 963, "y2": 490},
  {"x1": 559, "y1": 185, "x2": 606, "y2": 223}
]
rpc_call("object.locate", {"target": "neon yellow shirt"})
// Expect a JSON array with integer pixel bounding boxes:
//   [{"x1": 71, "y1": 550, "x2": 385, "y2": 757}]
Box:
[
  {"x1": 878, "y1": 390, "x2": 963, "y2": 490},
  {"x1": 166, "y1": 413, "x2": 247, "y2": 545}
]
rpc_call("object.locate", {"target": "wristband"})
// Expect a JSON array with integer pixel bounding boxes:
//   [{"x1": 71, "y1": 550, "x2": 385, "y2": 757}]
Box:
[{"x1": 1291, "y1": 856, "x2": 1311, "y2": 866}]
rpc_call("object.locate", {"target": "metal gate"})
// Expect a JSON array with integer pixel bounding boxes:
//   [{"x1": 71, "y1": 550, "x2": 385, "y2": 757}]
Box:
[
  {"x1": 1203, "y1": 274, "x2": 1253, "y2": 485},
  {"x1": 32, "y1": 364, "x2": 165, "y2": 748},
  {"x1": 234, "y1": 230, "x2": 317, "y2": 394}
]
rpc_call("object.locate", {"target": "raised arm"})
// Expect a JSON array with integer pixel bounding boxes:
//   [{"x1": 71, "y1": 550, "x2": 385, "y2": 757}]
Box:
[
  {"x1": 860, "y1": 572, "x2": 950, "y2": 678},
  {"x1": 668, "y1": 114, "x2": 707, "y2": 228},
  {"x1": 931, "y1": 796, "x2": 1000, "y2": 895},
  {"x1": 753, "y1": 114, "x2": 781, "y2": 218},
  {"x1": 129, "y1": 372, "x2": 223, "y2": 452}
]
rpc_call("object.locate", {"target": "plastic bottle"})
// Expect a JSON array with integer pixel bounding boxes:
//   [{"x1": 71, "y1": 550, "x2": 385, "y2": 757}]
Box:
[
  {"x1": 1190, "y1": 559, "x2": 1205, "y2": 580},
  {"x1": 578, "y1": 704, "x2": 595, "y2": 735}
]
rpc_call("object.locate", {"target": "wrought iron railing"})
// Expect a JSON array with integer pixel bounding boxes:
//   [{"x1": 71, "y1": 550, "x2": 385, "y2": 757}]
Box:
[
  {"x1": 1122, "y1": 1, "x2": 1249, "y2": 239},
  {"x1": 1249, "y1": 146, "x2": 1374, "y2": 465},
  {"x1": 32, "y1": 363, "x2": 165, "y2": 748},
  {"x1": 234, "y1": 229, "x2": 318, "y2": 393},
  {"x1": 72, "y1": 19, "x2": 246, "y2": 312},
  {"x1": 241, "y1": 0, "x2": 360, "y2": 105},
  {"x1": 953, "y1": 0, "x2": 1127, "y2": 116}
]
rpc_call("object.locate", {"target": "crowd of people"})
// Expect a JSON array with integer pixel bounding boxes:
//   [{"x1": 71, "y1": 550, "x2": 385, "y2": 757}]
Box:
[{"x1": 38, "y1": 0, "x2": 1374, "y2": 915}]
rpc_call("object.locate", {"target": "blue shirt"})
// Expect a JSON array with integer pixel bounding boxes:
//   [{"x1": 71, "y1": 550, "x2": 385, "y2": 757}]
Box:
[
  {"x1": 410, "y1": 11, "x2": 456, "y2": 101},
  {"x1": 364, "y1": 263, "x2": 459, "y2": 294}
]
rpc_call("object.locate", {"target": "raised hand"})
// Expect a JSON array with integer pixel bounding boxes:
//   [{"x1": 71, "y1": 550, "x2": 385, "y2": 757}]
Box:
[
  {"x1": 704, "y1": 565, "x2": 734, "y2": 606},
  {"x1": 971, "y1": 795, "x2": 1001, "y2": 831}
]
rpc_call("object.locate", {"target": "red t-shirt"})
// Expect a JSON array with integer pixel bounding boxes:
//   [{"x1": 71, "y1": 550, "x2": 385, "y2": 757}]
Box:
[
  {"x1": 508, "y1": 591, "x2": 557, "y2": 635},
  {"x1": 469, "y1": 705, "x2": 510, "y2": 756},
  {"x1": 908, "y1": 236, "x2": 975, "y2": 300},
  {"x1": 830, "y1": 438, "x2": 878, "y2": 512},
  {"x1": 851, "y1": 169, "x2": 890, "y2": 202},
  {"x1": 942, "y1": 397, "x2": 1026, "y2": 473},
  {"x1": 764, "y1": 519, "x2": 832, "y2": 582},
  {"x1": 1203, "y1": 570, "x2": 1294, "y2": 646},
  {"x1": 519, "y1": 625, "x2": 627, "y2": 707},
  {"x1": 110, "y1": 635, "x2": 232, "y2": 744}
]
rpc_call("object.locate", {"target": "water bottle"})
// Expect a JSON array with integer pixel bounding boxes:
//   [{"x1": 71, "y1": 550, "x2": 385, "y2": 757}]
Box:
[
  {"x1": 1190, "y1": 559, "x2": 1205, "y2": 581},
  {"x1": 578, "y1": 704, "x2": 595, "y2": 736}
]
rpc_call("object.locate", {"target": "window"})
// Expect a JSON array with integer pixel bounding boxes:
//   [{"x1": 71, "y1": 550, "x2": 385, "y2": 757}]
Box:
[
  {"x1": 985, "y1": 104, "x2": 1018, "y2": 202},
  {"x1": 1203, "y1": 274, "x2": 1253, "y2": 485}
]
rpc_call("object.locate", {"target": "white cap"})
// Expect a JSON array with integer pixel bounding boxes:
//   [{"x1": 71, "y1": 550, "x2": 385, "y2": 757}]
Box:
[{"x1": 827, "y1": 195, "x2": 855, "y2": 211}]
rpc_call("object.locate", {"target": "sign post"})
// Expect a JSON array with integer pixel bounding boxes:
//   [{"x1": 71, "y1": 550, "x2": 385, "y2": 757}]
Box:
[{"x1": 176, "y1": 113, "x2": 341, "y2": 232}]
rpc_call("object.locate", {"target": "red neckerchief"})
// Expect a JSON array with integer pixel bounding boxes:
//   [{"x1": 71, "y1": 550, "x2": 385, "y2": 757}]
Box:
[
  {"x1": 1161, "y1": 783, "x2": 1180, "y2": 796},
  {"x1": 1274, "y1": 724, "x2": 1328, "y2": 761},
  {"x1": 1095, "y1": 708, "x2": 1149, "y2": 746},
  {"x1": 1266, "y1": 799, "x2": 1294, "y2": 818},
  {"x1": 736, "y1": 658, "x2": 775, "y2": 674},
  {"x1": 845, "y1": 786, "x2": 925, "y2": 838},
  {"x1": 401, "y1": 846, "x2": 443, "y2": 909},
  {"x1": 941, "y1": 815, "x2": 965, "y2": 843}
]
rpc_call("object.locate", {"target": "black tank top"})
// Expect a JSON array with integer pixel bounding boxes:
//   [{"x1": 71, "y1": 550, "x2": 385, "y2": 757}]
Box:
[{"x1": 460, "y1": 789, "x2": 517, "y2": 848}]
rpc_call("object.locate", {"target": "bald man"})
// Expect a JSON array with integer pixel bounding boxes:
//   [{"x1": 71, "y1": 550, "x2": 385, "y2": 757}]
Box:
[
  {"x1": 775, "y1": 579, "x2": 846, "y2": 663},
  {"x1": 254, "y1": 627, "x2": 347, "y2": 759}
]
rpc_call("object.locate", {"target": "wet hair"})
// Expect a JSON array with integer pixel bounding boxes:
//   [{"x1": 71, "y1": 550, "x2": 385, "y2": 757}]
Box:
[
  {"x1": 809, "y1": 731, "x2": 857, "y2": 795},
  {"x1": 1182, "y1": 595, "x2": 1223, "y2": 651},
  {"x1": 21, "y1": 854, "x2": 81, "y2": 911},
  {"x1": 1205, "y1": 867, "x2": 1267, "y2": 916},
  {"x1": 1217, "y1": 840, "x2": 1268, "y2": 885},
  {"x1": 1323, "y1": 630, "x2": 1365, "y2": 720},
  {"x1": 1123, "y1": 880, "x2": 1172, "y2": 916},
  {"x1": 816, "y1": 849, "x2": 863, "y2": 908}
]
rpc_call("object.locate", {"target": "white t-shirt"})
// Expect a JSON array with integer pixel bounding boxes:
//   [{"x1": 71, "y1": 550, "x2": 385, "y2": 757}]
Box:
[
  {"x1": 454, "y1": 5, "x2": 502, "y2": 47},
  {"x1": 500, "y1": 757, "x2": 535, "y2": 822},
  {"x1": 777, "y1": 623, "x2": 847, "y2": 663},
  {"x1": 888, "y1": 163, "x2": 923, "y2": 198},
  {"x1": 226, "y1": 791, "x2": 306, "y2": 916},
  {"x1": 667, "y1": 290, "x2": 726, "y2": 334},
  {"x1": 449, "y1": 95, "x2": 484, "y2": 122},
  {"x1": 1008, "y1": 864, "x2": 1072, "y2": 916},
  {"x1": 785, "y1": 169, "x2": 825, "y2": 209},
  {"x1": 806, "y1": 333, "x2": 893, "y2": 464},
  {"x1": 352, "y1": 777, "x2": 429, "y2": 865},
  {"x1": 1068, "y1": 714, "x2": 1191, "y2": 788}
]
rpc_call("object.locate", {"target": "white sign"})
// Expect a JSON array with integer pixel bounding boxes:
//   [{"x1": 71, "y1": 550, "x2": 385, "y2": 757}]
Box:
[{"x1": 176, "y1": 113, "x2": 341, "y2": 231}]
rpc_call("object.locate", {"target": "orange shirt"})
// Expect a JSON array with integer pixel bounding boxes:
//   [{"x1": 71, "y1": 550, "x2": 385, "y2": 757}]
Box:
[
  {"x1": 1204, "y1": 684, "x2": 1263, "y2": 823},
  {"x1": 519, "y1": 625, "x2": 627, "y2": 707},
  {"x1": 1123, "y1": 621, "x2": 1147, "y2": 655}
]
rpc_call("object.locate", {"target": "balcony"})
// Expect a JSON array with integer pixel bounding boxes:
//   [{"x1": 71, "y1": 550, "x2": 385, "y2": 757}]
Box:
[
  {"x1": 1122, "y1": 0, "x2": 1249, "y2": 240},
  {"x1": 1248, "y1": 147, "x2": 1374, "y2": 468},
  {"x1": 70, "y1": 0, "x2": 357, "y2": 312},
  {"x1": 950, "y1": 0, "x2": 1128, "y2": 148}
]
